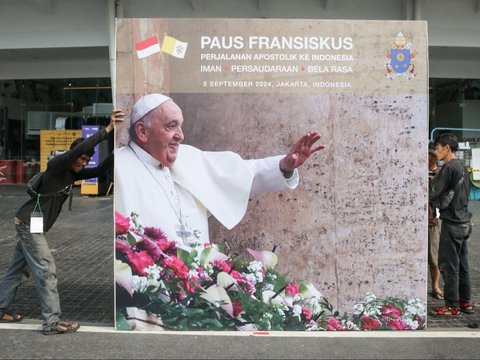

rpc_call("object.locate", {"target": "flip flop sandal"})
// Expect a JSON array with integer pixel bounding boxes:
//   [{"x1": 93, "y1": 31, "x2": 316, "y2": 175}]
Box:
[
  {"x1": 431, "y1": 306, "x2": 461, "y2": 316},
  {"x1": 459, "y1": 301, "x2": 475, "y2": 314},
  {"x1": 0, "y1": 310, "x2": 23, "y2": 323},
  {"x1": 42, "y1": 321, "x2": 80, "y2": 335}
]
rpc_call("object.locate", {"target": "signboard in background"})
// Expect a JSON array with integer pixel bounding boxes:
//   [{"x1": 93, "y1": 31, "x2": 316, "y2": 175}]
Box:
[
  {"x1": 80, "y1": 125, "x2": 100, "y2": 195},
  {"x1": 39, "y1": 129, "x2": 81, "y2": 172}
]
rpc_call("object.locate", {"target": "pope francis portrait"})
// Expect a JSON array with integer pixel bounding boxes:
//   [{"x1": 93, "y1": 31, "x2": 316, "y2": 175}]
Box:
[{"x1": 115, "y1": 93, "x2": 324, "y2": 248}]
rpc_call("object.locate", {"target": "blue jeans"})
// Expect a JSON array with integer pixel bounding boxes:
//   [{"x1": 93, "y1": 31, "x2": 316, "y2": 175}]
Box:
[
  {"x1": 0, "y1": 223, "x2": 61, "y2": 329},
  {"x1": 438, "y1": 220, "x2": 472, "y2": 308}
]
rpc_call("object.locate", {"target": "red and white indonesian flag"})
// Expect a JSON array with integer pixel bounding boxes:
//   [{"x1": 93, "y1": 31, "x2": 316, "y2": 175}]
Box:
[
  {"x1": 161, "y1": 35, "x2": 188, "y2": 59},
  {"x1": 135, "y1": 36, "x2": 161, "y2": 59}
]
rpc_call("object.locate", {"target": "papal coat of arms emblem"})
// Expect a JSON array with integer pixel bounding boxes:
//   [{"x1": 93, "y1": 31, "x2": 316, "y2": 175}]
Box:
[{"x1": 385, "y1": 32, "x2": 416, "y2": 80}]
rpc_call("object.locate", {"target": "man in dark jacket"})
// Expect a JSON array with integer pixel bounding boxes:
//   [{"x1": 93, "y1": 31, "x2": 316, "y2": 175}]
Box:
[
  {"x1": 0, "y1": 109, "x2": 124, "y2": 334},
  {"x1": 429, "y1": 133, "x2": 474, "y2": 316}
]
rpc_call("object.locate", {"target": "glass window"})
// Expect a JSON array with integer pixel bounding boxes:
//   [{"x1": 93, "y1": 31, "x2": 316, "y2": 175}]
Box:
[
  {"x1": 429, "y1": 78, "x2": 480, "y2": 144},
  {"x1": 0, "y1": 78, "x2": 112, "y2": 162}
]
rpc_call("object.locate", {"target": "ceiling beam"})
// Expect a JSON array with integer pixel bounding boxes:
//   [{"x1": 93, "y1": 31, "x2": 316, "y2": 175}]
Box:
[
  {"x1": 189, "y1": 0, "x2": 206, "y2": 11},
  {"x1": 321, "y1": 0, "x2": 337, "y2": 11},
  {"x1": 257, "y1": 0, "x2": 270, "y2": 11},
  {"x1": 25, "y1": 0, "x2": 55, "y2": 15}
]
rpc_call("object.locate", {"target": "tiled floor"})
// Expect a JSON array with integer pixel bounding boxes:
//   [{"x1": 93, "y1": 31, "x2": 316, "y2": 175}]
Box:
[{"x1": 0, "y1": 184, "x2": 478, "y2": 329}]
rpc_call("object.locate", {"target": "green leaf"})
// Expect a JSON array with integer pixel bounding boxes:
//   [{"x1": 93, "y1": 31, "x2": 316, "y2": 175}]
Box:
[
  {"x1": 115, "y1": 310, "x2": 133, "y2": 330},
  {"x1": 176, "y1": 247, "x2": 191, "y2": 262},
  {"x1": 127, "y1": 232, "x2": 139, "y2": 245},
  {"x1": 199, "y1": 247, "x2": 212, "y2": 266}
]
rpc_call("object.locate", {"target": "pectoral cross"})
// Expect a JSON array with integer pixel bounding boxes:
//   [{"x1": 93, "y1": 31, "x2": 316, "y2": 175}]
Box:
[{"x1": 176, "y1": 223, "x2": 193, "y2": 244}]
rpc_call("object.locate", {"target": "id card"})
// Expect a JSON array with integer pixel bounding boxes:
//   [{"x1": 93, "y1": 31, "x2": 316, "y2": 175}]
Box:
[{"x1": 30, "y1": 212, "x2": 44, "y2": 233}]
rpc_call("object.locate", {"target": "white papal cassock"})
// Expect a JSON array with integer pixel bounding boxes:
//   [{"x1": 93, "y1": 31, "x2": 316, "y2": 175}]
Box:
[{"x1": 115, "y1": 141, "x2": 298, "y2": 245}]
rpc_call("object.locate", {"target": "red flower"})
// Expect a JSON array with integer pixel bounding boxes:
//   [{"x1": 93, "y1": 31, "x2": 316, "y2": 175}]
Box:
[
  {"x1": 115, "y1": 212, "x2": 131, "y2": 235},
  {"x1": 381, "y1": 304, "x2": 403, "y2": 318},
  {"x1": 285, "y1": 283, "x2": 300, "y2": 297},
  {"x1": 232, "y1": 300, "x2": 244, "y2": 317},
  {"x1": 165, "y1": 256, "x2": 189, "y2": 279},
  {"x1": 213, "y1": 260, "x2": 232, "y2": 273},
  {"x1": 360, "y1": 315, "x2": 382, "y2": 330},
  {"x1": 127, "y1": 250, "x2": 154, "y2": 276},
  {"x1": 157, "y1": 239, "x2": 177, "y2": 253}
]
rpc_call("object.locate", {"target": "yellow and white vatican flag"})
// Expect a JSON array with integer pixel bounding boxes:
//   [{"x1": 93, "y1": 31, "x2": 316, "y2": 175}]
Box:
[{"x1": 161, "y1": 35, "x2": 188, "y2": 58}]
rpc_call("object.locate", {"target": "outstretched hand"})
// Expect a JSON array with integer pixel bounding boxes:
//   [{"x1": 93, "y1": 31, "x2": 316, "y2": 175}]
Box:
[
  {"x1": 279, "y1": 131, "x2": 325, "y2": 173},
  {"x1": 105, "y1": 109, "x2": 125, "y2": 133}
]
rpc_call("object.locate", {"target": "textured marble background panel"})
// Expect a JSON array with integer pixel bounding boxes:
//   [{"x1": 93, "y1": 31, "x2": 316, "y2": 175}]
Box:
[{"x1": 174, "y1": 92, "x2": 427, "y2": 311}]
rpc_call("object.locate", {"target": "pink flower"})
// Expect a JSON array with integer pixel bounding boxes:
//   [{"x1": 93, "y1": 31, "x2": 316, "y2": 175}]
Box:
[
  {"x1": 381, "y1": 304, "x2": 403, "y2": 318},
  {"x1": 182, "y1": 279, "x2": 196, "y2": 294},
  {"x1": 144, "y1": 226, "x2": 168, "y2": 242},
  {"x1": 115, "y1": 212, "x2": 130, "y2": 235},
  {"x1": 213, "y1": 260, "x2": 232, "y2": 273},
  {"x1": 360, "y1": 315, "x2": 382, "y2": 330},
  {"x1": 230, "y1": 270, "x2": 255, "y2": 295},
  {"x1": 285, "y1": 283, "x2": 300, "y2": 297},
  {"x1": 176, "y1": 292, "x2": 187, "y2": 302},
  {"x1": 182, "y1": 273, "x2": 201, "y2": 295},
  {"x1": 127, "y1": 250, "x2": 154, "y2": 276},
  {"x1": 325, "y1": 316, "x2": 346, "y2": 331},
  {"x1": 301, "y1": 307, "x2": 312, "y2": 321},
  {"x1": 387, "y1": 319, "x2": 406, "y2": 330},
  {"x1": 141, "y1": 237, "x2": 163, "y2": 261},
  {"x1": 230, "y1": 270, "x2": 244, "y2": 282},
  {"x1": 115, "y1": 240, "x2": 132, "y2": 255}
]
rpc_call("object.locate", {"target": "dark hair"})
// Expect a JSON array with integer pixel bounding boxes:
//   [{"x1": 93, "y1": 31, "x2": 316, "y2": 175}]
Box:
[
  {"x1": 434, "y1": 133, "x2": 458, "y2": 152},
  {"x1": 70, "y1": 137, "x2": 95, "y2": 157}
]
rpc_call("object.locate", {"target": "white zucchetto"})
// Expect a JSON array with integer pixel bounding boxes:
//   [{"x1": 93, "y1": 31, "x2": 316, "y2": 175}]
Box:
[{"x1": 130, "y1": 93, "x2": 172, "y2": 124}]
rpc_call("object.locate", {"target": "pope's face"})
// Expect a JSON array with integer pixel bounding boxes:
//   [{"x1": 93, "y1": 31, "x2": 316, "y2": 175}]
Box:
[{"x1": 143, "y1": 100, "x2": 184, "y2": 167}]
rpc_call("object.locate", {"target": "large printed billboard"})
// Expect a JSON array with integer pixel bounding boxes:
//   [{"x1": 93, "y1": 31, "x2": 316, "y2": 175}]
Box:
[{"x1": 114, "y1": 18, "x2": 428, "y2": 331}]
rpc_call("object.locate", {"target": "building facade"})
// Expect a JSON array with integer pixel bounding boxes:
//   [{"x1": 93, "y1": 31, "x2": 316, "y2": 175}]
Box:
[{"x1": 0, "y1": 0, "x2": 479, "y2": 179}]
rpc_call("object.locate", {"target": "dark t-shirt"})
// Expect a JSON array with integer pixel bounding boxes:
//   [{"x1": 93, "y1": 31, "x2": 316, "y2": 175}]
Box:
[
  {"x1": 16, "y1": 128, "x2": 113, "y2": 232},
  {"x1": 429, "y1": 158, "x2": 471, "y2": 223}
]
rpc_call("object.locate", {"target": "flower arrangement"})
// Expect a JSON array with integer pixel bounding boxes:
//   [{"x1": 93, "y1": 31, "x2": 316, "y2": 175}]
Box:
[{"x1": 115, "y1": 212, "x2": 425, "y2": 331}]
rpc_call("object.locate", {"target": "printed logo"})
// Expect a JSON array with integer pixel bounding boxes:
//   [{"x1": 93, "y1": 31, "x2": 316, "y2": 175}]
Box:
[{"x1": 385, "y1": 32, "x2": 416, "y2": 80}]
